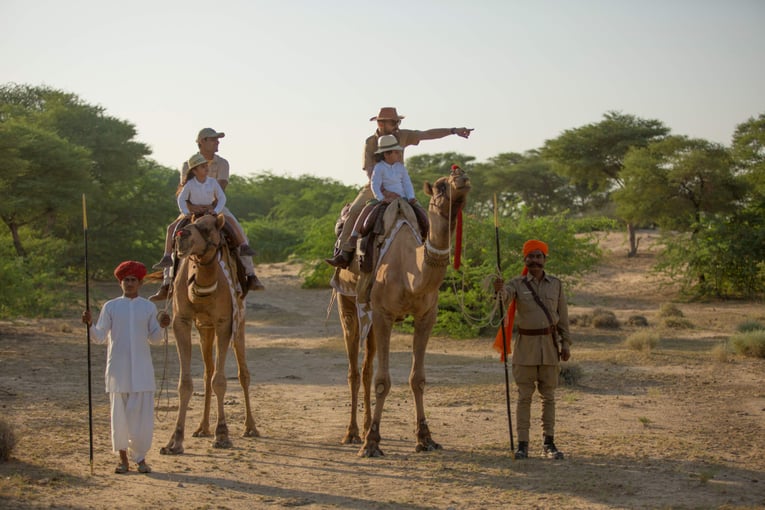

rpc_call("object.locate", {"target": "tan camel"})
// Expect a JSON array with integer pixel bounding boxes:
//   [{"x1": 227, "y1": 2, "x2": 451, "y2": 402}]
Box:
[
  {"x1": 333, "y1": 169, "x2": 471, "y2": 457},
  {"x1": 160, "y1": 214, "x2": 258, "y2": 455}
]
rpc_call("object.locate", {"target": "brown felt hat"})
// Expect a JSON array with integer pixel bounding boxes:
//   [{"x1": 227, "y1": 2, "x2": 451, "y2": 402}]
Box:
[{"x1": 370, "y1": 107, "x2": 405, "y2": 122}]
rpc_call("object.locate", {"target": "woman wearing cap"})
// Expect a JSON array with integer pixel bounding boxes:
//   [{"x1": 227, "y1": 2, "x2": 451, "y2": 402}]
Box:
[{"x1": 82, "y1": 261, "x2": 171, "y2": 474}]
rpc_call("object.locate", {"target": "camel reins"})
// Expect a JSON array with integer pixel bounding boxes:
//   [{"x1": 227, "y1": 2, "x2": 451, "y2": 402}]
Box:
[{"x1": 187, "y1": 230, "x2": 222, "y2": 298}]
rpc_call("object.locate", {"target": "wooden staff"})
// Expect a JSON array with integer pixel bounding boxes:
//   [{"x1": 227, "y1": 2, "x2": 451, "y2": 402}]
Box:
[
  {"x1": 494, "y1": 193, "x2": 514, "y2": 452},
  {"x1": 83, "y1": 195, "x2": 94, "y2": 475}
]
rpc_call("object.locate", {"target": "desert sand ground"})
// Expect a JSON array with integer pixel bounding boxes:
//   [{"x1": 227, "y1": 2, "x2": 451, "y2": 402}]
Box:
[{"x1": 1, "y1": 231, "x2": 764, "y2": 509}]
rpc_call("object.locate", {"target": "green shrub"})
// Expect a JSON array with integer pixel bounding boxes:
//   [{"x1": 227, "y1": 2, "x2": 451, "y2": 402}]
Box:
[
  {"x1": 730, "y1": 331, "x2": 765, "y2": 358},
  {"x1": 625, "y1": 330, "x2": 660, "y2": 351},
  {"x1": 736, "y1": 320, "x2": 765, "y2": 333},
  {"x1": 559, "y1": 363, "x2": 583, "y2": 386},
  {"x1": 0, "y1": 418, "x2": 16, "y2": 462}
]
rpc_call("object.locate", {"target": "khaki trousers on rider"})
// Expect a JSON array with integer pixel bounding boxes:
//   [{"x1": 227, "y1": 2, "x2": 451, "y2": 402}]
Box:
[
  {"x1": 337, "y1": 185, "x2": 374, "y2": 252},
  {"x1": 512, "y1": 364, "x2": 559, "y2": 443}
]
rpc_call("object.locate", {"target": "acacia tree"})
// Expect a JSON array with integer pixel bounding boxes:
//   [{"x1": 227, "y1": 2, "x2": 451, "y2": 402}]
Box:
[
  {"x1": 0, "y1": 83, "x2": 176, "y2": 271},
  {"x1": 615, "y1": 136, "x2": 742, "y2": 231},
  {"x1": 541, "y1": 111, "x2": 670, "y2": 256},
  {"x1": 476, "y1": 151, "x2": 576, "y2": 219},
  {"x1": 731, "y1": 113, "x2": 765, "y2": 199}
]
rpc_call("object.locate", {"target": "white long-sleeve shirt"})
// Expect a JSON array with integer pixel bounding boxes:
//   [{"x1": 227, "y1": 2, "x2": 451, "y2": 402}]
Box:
[
  {"x1": 176, "y1": 177, "x2": 226, "y2": 215},
  {"x1": 371, "y1": 161, "x2": 415, "y2": 201},
  {"x1": 89, "y1": 296, "x2": 165, "y2": 393}
]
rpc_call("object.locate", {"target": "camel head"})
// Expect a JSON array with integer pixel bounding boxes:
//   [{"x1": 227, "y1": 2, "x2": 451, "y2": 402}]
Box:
[
  {"x1": 176, "y1": 213, "x2": 226, "y2": 260},
  {"x1": 423, "y1": 167, "x2": 471, "y2": 224}
]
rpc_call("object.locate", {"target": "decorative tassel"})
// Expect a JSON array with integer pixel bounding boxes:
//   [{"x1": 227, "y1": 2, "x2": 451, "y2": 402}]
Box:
[{"x1": 454, "y1": 208, "x2": 462, "y2": 270}]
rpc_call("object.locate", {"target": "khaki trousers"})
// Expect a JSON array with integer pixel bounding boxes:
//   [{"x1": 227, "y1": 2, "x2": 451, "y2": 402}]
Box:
[
  {"x1": 512, "y1": 364, "x2": 559, "y2": 442},
  {"x1": 337, "y1": 185, "x2": 374, "y2": 252}
]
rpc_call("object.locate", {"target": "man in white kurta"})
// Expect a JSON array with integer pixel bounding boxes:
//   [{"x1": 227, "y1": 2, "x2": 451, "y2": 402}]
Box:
[{"x1": 83, "y1": 261, "x2": 169, "y2": 473}]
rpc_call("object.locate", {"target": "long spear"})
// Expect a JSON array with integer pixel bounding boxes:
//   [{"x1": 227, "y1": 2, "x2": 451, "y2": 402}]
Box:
[
  {"x1": 494, "y1": 193, "x2": 514, "y2": 452},
  {"x1": 83, "y1": 194, "x2": 94, "y2": 475}
]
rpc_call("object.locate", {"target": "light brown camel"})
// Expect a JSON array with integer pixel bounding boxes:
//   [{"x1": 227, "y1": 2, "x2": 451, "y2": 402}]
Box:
[
  {"x1": 333, "y1": 169, "x2": 471, "y2": 457},
  {"x1": 160, "y1": 213, "x2": 258, "y2": 455}
]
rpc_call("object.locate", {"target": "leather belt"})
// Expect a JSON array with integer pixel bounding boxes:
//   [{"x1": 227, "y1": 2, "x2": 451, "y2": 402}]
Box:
[{"x1": 518, "y1": 326, "x2": 552, "y2": 336}]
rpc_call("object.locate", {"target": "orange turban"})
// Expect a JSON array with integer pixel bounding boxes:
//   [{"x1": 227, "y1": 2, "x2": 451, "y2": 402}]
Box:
[
  {"x1": 493, "y1": 239, "x2": 548, "y2": 361},
  {"x1": 522, "y1": 239, "x2": 548, "y2": 257},
  {"x1": 114, "y1": 261, "x2": 147, "y2": 282}
]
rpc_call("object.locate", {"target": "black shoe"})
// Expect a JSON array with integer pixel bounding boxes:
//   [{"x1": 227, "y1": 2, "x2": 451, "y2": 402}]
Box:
[
  {"x1": 514, "y1": 441, "x2": 528, "y2": 460},
  {"x1": 325, "y1": 251, "x2": 352, "y2": 269},
  {"x1": 153, "y1": 255, "x2": 173, "y2": 269},
  {"x1": 149, "y1": 284, "x2": 172, "y2": 302},
  {"x1": 239, "y1": 244, "x2": 256, "y2": 256},
  {"x1": 543, "y1": 436, "x2": 564, "y2": 459},
  {"x1": 247, "y1": 274, "x2": 265, "y2": 291}
]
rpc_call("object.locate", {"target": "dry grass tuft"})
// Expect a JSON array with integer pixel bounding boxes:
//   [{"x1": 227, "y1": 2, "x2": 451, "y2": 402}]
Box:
[
  {"x1": 730, "y1": 330, "x2": 765, "y2": 359},
  {"x1": 662, "y1": 317, "x2": 695, "y2": 329},
  {"x1": 0, "y1": 418, "x2": 17, "y2": 462},
  {"x1": 624, "y1": 330, "x2": 660, "y2": 352},
  {"x1": 627, "y1": 315, "x2": 649, "y2": 327},
  {"x1": 592, "y1": 308, "x2": 620, "y2": 329},
  {"x1": 711, "y1": 342, "x2": 730, "y2": 362},
  {"x1": 659, "y1": 303, "x2": 684, "y2": 318}
]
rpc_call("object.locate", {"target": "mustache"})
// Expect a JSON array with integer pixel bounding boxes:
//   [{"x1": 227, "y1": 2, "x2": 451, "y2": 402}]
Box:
[{"x1": 525, "y1": 262, "x2": 543, "y2": 268}]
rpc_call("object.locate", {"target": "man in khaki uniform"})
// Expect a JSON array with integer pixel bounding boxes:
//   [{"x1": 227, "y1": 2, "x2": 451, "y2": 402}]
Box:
[
  {"x1": 150, "y1": 128, "x2": 263, "y2": 301},
  {"x1": 494, "y1": 239, "x2": 571, "y2": 459},
  {"x1": 325, "y1": 107, "x2": 473, "y2": 267}
]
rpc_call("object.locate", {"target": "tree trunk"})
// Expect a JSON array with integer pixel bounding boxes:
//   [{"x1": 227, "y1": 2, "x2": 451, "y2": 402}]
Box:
[
  {"x1": 627, "y1": 223, "x2": 638, "y2": 258},
  {"x1": 9, "y1": 222, "x2": 27, "y2": 257}
]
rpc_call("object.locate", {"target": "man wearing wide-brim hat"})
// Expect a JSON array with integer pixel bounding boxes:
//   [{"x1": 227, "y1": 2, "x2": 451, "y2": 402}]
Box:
[{"x1": 326, "y1": 107, "x2": 473, "y2": 268}]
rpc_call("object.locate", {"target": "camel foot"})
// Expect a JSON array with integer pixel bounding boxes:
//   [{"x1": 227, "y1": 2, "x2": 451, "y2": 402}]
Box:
[
  {"x1": 358, "y1": 442, "x2": 384, "y2": 458},
  {"x1": 242, "y1": 427, "x2": 260, "y2": 438},
  {"x1": 213, "y1": 437, "x2": 233, "y2": 449},
  {"x1": 159, "y1": 444, "x2": 184, "y2": 455},
  {"x1": 341, "y1": 433, "x2": 363, "y2": 445},
  {"x1": 415, "y1": 438, "x2": 442, "y2": 452},
  {"x1": 192, "y1": 429, "x2": 212, "y2": 438}
]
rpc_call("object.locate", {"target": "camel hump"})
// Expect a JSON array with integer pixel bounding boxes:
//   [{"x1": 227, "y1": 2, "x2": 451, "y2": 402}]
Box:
[{"x1": 382, "y1": 198, "x2": 419, "y2": 239}]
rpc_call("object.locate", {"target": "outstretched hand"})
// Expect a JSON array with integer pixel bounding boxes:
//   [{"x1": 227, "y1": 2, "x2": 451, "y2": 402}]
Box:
[
  {"x1": 493, "y1": 278, "x2": 505, "y2": 293},
  {"x1": 455, "y1": 127, "x2": 474, "y2": 139}
]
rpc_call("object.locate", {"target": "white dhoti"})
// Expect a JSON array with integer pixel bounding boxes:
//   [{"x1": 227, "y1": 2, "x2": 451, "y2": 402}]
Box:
[{"x1": 109, "y1": 391, "x2": 154, "y2": 463}]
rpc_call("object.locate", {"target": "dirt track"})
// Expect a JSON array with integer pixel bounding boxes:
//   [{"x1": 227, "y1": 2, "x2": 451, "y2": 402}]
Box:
[{"x1": 1, "y1": 234, "x2": 764, "y2": 509}]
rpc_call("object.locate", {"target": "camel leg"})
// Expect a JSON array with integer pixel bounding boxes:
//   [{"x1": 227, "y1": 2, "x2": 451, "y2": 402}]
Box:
[
  {"x1": 211, "y1": 324, "x2": 232, "y2": 448},
  {"x1": 192, "y1": 325, "x2": 215, "y2": 437},
  {"x1": 339, "y1": 294, "x2": 362, "y2": 444},
  {"x1": 161, "y1": 315, "x2": 194, "y2": 455},
  {"x1": 359, "y1": 311, "x2": 393, "y2": 458},
  {"x1": 411, "y1": 308, "x2": 441, "y2": 453},
  {"x1": 361, "y1": 325, "x2": 376, "y2": 436},
  {"x1": 232, "y1": 327, "x2": 259, "y2": 437}
]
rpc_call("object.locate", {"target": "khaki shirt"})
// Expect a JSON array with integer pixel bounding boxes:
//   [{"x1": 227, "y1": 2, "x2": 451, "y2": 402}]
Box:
[
  {"x1": 180, "y1": 154, "x2": 230, "y2": 185},
  {"x1": 500, "y1": 273, "x2": 571, "y2": 366},
  {"x1": 362, "y1": 129, "x2": 425, "y2": 177}
]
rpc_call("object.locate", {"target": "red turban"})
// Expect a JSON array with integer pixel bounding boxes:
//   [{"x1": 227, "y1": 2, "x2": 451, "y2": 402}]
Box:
[
  {"x1": 114, "y1": 261, "x2": 147, "y2": 282},
  {"x1": 522, "y1": 239, "x2": 548, "y2": 257}
]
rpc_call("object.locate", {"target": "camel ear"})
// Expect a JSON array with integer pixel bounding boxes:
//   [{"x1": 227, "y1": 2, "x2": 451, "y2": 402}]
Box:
[
  {"x1": 423, "y1": 182, "x2": 434, "y2": 196},
  {"x1": 216, "y1": 213, "x2": 226, "y2": 230}
]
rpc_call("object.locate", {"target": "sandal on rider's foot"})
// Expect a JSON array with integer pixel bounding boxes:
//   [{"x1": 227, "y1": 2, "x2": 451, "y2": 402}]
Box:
[
  {"x1": 137, "y1": 462, "x2": 152, "y2": 474},
  {"x1": 114, "y1": 463, "x2": 129, "y2": 474}
]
